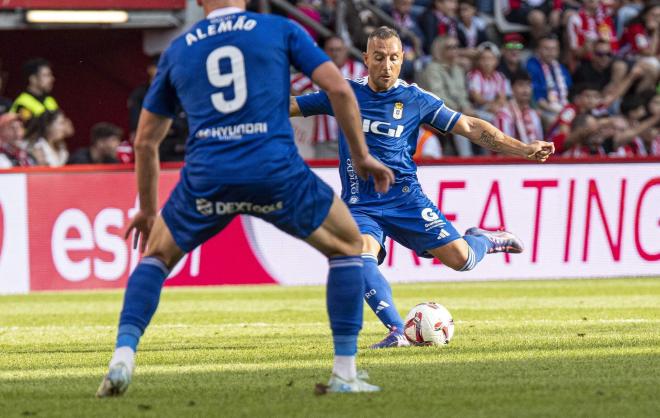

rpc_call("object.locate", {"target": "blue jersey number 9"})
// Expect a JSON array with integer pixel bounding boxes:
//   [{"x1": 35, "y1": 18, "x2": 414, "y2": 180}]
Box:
[{"x1": 206, "y1": 46, "x2": 247, "y2": 113}]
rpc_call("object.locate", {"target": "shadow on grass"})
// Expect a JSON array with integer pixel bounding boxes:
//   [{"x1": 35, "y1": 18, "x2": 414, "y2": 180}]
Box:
[
  {"x1": 3, "y1": 330, "x2": 658, "y2": 367},
  {"x1": 0, "y1": 352, "x2": 658, "y2": 418}
]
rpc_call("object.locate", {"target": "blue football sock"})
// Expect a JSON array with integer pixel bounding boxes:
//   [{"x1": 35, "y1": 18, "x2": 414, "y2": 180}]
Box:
[
  {"x1": 463, "y1": 235, "x2": 490, "y2": 261},
  {"x1": 116, "y1": 257, "x2": 170, "y2": 351},
  {"x1": 362, "y1": 254, "x2": 405, "y2": 333},
  {"x1": 326, "y1": 256, "x2": 364, "y2": 356},
  {"x1": 461, "y1": 235, "x2": 492, "y2": 271}
]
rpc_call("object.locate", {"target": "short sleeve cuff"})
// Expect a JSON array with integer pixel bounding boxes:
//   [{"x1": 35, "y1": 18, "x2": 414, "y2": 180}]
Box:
[
  {"x1": 142, "y1": 103, "x2": 176, "y2": 119},
  {"x1": 430, "y1": 105, "x2": 462, "y2": 133},
  {"x1": 299, "y1": 53, "x2": 331, "y2": 80}
]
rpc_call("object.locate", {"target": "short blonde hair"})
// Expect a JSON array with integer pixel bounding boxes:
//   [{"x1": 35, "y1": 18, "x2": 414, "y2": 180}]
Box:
[{"x1": 368, "y1": 26, "x2": 400, "y2": 42}]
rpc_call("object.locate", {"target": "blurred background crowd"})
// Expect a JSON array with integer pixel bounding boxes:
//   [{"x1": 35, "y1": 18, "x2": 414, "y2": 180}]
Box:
[{"x1": 0, "y1": 0, "x2": 658, "y2": 168}]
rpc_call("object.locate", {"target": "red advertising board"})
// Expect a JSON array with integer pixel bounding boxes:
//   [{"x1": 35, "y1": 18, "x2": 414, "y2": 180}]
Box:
[
  {"x1": 26, "y1": 170, "x2": 274, "y2": 291},
  {"x1": 0, "y1": 1, "x2": 186, "y2": 10}
]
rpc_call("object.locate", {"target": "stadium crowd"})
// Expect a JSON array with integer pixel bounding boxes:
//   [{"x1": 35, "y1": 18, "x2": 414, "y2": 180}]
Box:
[{"x1": 0, "y1": 0, "x2": 658, "y2": 168}]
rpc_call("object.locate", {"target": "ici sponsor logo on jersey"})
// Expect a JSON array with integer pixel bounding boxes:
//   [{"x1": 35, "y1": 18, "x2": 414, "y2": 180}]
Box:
[{"x1": 362, "y1": 119, "x2": 404, "y2": 138}]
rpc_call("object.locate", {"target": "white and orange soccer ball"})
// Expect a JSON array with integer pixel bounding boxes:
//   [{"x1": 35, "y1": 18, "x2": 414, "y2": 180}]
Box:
[{"x1": 403, "y1": 302, "x2": 454, "y2": 346}]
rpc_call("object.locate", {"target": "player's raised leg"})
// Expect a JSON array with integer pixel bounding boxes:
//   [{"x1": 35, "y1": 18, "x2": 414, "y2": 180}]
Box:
[
  {"x1": 304, "y1": 195, "x2": 380, "y2": 393},
  {"x1": 97, "y1": 216, "x2": 184, "y2": 398},
  {"x1": 361, "y1": 234, "x2": 409, "y2": 349},
  {"x1": 427, "y1": 229, "x2": 523, "y2": 272}
]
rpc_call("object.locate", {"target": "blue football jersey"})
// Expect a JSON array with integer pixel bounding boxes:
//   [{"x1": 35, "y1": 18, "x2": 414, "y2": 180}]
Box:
[
  {"x1": 143, "y1": 8, "x2": 330, "y2": 184},
  {"x1": 296, "y1": 77, "x2": 462, "y2": 207}
]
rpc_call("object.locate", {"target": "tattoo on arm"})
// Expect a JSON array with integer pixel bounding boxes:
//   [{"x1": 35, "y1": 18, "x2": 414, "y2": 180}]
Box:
[{"x1": 478, "y1": 130, "x2": 501, "y2": 151}]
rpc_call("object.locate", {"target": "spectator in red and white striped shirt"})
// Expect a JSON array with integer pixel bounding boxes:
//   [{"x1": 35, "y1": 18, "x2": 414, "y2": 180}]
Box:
[
  {"x1": 468, "y1": 42, "x2": 508, "y2": 154},
  {"x1": 566, "y1": 0, "x2": 618, "y2": 68},
  {"x1": 290, "y1": 36, "x2": 368, "y2": 158},
  {"x1": 495, "y1": 71, "x2": 544, "y2": 146},
  {"x1": 290, "y1": 36, "x2": 368, "y2": 94},
  {"x1": 468, "y1": 43, "x2": 508, "y2": 122}
]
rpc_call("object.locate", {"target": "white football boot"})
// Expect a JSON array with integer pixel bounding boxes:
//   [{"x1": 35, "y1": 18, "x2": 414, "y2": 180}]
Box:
[
  {"x1": 326, "y1": 372, "x2": 381, "y2": 393},
  {"x1": 96, "y1": 361, "x2": 133, "y2": 398}
]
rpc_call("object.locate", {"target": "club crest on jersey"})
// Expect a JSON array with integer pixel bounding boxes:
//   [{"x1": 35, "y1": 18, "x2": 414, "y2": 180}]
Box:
[{"x1": 393, "y1": 102, "x2": 404, "y2": 120}]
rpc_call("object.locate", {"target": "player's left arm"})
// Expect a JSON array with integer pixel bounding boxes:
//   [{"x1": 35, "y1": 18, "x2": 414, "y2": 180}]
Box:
[
  {"x1": 451, "y1": 115, "x2": 555, "y2": 162},
  {"x1": 417, "y1": 88, "x2": 553, "y2": 162},
  {"x1": 124, "y1": 109, "x2": 172, "y2": 251},
  {"x1": 125, "y1": 50, "x2": 178, "y2": 251},
  {"x1": 133, "y1": 109, "x2": 172, "y2": 214}
]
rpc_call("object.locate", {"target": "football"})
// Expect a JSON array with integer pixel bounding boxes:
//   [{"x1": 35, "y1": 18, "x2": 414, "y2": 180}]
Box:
[{"x1": 403, "y1": 302, "x2": 454, "y2": 346}]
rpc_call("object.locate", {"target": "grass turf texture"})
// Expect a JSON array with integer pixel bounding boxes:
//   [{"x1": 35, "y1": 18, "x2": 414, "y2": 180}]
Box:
[{"x1": 1, "y1": 278, "x2": 659, "y2": 418}]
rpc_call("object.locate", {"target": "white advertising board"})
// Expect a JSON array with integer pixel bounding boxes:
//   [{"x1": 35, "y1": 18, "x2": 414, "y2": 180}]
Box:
[
  {"x1": 0, "y1": 174, "x2": 29, "y2": 294},
  {"x1": 246, "y1": 164, "x2": 660, "y2": 284}
]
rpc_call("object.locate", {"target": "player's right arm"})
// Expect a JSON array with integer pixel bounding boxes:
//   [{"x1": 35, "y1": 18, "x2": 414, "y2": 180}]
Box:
[{"x1": 451, "y1": 115, "x2": 555, "y2": 162}]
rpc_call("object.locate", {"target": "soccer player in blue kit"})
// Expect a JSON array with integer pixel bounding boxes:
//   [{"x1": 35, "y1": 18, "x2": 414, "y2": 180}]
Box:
[
  {"x1": 96, "y1": 0, "x2": 395, "y2": 396},
  {"x1": 291, "y1": 27, "x2": 555, "y2": 348}
]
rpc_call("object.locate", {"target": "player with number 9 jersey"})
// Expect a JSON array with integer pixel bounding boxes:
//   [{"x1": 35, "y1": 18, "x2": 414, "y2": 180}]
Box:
[
  {"x1": 144, "y1": 9, "x2": 327, "y2": 185},
  {"x1": 144, "y1": 8, "x2": 343, "y2": 250},
  {"x1": 96, "y1": 1, "x2": 395, "y2": 398}
]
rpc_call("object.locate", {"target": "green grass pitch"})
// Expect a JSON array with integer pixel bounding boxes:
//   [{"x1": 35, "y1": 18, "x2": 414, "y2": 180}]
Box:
[{"x1": 1, "y1": 278, "x2": 659, "y2": 417}]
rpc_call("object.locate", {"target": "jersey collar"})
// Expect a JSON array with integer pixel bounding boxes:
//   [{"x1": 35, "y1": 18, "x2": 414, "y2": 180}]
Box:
[
  {"x1": 207, "y1": 7, "x2": 244, "y2": 19},
  {"x1": 363, "y1": 76, "x2": 401, "y2": 93}
]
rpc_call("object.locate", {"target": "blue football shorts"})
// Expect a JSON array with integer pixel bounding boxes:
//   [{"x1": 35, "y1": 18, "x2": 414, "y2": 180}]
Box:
[
  {"x1": 350, "y1": 183, "x2": 461, "y2": 264},
  {"x1": 161, "y1": 165, "x2": 335, "y2": 253}
]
